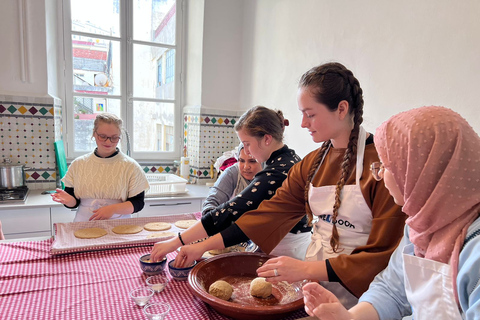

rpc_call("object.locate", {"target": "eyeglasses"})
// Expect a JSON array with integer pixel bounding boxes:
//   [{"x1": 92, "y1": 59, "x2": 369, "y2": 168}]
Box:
[
  {"x1": 95, "y1": 131, "x2": 121, "y2": 143},
  {"x1": 370, "y1": 162, "x2": 385, "y2": 181}
]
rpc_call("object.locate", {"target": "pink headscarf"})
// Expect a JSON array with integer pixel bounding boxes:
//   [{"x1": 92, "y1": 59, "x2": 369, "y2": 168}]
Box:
[{"x1": 374, "y1": 106, "x2": 480, "y2": 300}]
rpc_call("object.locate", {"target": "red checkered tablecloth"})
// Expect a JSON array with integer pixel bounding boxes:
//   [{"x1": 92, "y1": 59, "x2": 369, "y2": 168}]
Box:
[{"x1": 0, "y1": 239, "x2": 309, "y2": 320}]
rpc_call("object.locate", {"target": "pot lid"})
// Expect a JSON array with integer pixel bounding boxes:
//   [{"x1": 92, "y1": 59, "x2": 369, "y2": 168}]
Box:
[{"x1": 1, "y1": 159, "x2": 25, "y2": 168}]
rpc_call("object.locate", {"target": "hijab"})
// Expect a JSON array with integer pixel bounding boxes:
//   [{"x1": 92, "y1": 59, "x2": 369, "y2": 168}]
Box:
[{"x1": 374, "y1": 106, "x2": 480, "y2": 299}]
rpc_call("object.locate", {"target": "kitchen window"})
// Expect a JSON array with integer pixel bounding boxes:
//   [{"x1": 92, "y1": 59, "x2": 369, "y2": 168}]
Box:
[{"x1": 62, "y1": 0, "x2": 184, "y2": 161}]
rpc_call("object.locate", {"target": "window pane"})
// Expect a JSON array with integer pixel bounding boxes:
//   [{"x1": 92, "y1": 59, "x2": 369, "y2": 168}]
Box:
[
  {"x1": 73, "y1": 97, "x2": 121, "y2": 152},
  {"x1": 133, "y1": 45, "x2": 175, "y2": 100},
  {"x1": 71, "y1": 0, "x2": 120, "y2": 37},
  {"x1": 133, "y1": 0, "x2": 176, "y2": 45},
  {"x1": 133, "y1": 101, "x2": 175, "y2": 152},
  {"x1": 72, "y1": 36, "x2": 121, "y2": 96}
]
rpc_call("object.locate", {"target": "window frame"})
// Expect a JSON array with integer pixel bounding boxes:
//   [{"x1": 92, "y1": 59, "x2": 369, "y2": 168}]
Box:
[{"x1": 61, "y1": 0, "x2": 185, "y2": 162}]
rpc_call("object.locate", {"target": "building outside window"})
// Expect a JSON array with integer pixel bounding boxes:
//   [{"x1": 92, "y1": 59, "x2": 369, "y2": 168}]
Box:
[{"x1": 62, "y1": 0, "x2": 183, "y2": 160}]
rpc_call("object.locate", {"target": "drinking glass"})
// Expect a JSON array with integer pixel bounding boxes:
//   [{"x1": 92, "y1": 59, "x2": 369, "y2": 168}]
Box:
[{"x1": 143, "y1": 302, "x2": 171, "y2": 320}]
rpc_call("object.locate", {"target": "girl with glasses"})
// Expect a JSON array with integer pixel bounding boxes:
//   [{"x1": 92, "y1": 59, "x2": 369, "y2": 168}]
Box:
[
  {"x1": 303, "y1": 106, "x2": 480, "y2": 319},
  {"x1": 51, "y1": 113, "x2": 149, "y2": 222}
]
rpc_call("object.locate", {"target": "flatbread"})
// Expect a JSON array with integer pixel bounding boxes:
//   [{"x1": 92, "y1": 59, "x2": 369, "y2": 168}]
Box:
[
  {"x1": 74, "y1": 227, "x2": 107, "y2": 239},
  {"x1": 144, "y1": 222, "x2": 172, "y2": 231},
  {"x1": 146, "y1": 231, "x2": 176, "y2": 239},
  {"x1": 112, "y1": 225, "x2": 143, "y2": 234},
  {"x1": 174, "y1": 219, "x2": 197, "y2": 229}
]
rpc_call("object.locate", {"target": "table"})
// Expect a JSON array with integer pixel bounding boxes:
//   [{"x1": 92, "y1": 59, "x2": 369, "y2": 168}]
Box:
[{"x1": 0, "y1": 239, "x2": 309, "y2": 320}]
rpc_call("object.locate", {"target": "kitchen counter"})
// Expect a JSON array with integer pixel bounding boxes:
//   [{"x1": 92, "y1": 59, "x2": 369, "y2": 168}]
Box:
[{"x1": 0, "y1": 184, "x2": 211, "y2": 210}]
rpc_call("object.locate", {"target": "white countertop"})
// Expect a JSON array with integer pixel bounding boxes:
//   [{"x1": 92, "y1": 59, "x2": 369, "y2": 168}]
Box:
[{"x1": 0, "y1": 184, "x2": 211, "y2": 210}]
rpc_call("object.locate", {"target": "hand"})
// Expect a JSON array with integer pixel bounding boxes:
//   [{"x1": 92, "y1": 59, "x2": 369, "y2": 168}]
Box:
[
  {"x1": 89, "y1": 205, "x2": 116, "y2": 220},
  {"x1": 302, "y1": 282, "x2": 352, "y2": 320},
  {"x1": 174, "y1": 243, "x2": 206, "y2": 268},
  {"x1": 150, "y1": 238, "x2": 180, "y2": 262},
  {"x1": 51, "y1": 188, "x2": 75, "y2": 206},
  {"x1": 257, "y1": 256, "x2": 310, "y2": 283}
]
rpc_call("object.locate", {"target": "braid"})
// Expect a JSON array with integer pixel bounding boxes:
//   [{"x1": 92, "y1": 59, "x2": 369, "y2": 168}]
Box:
[
  {"x1": 304, "y1": 141, "x2": 331, "y2": 226},
  {"x1": 329, "y1": 68, "x2": 364, "y2": 253}
]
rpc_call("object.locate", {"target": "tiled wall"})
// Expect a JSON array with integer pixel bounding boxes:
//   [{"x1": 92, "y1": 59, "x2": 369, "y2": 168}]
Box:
[
  {"x1": 183, "y1": 106, "x2": 242, "y2": 182},
  {"x1": 0, "y1": 95, "x2": 62, "y2": 190},
  {"x1": 0, "y1": 98, "x2": 242, "y2": 189}
]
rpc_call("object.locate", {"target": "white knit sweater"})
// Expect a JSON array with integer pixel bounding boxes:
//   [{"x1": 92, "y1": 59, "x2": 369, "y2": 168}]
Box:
[{"x1": 62, "y1": 151, "x2": 149, "y2": 201}]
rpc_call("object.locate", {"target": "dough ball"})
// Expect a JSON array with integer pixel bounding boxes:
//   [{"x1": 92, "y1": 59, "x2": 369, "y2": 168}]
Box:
[
  {"x1": 209, "y1": 280, "x2": 233, "y2": 301},
  {"x1": 250, "y1": 277, "x2": 272, "y2": 298}
]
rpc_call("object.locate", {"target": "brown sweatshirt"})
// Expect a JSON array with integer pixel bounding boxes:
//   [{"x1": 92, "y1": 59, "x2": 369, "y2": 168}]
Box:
[{"x1": 233, "y1": 142, "x2": 406, "y2": 298}]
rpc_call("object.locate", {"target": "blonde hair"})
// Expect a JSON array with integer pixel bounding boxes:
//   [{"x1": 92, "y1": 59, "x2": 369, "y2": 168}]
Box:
[{"x1": 92, "y1": 113, "x2": 123, "y2": 137}]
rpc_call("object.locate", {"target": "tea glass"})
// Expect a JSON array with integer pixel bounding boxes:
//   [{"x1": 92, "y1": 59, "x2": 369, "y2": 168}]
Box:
[
  {"x1": 143, "y1": 302, "x2": 171, "y2": 320},
  {"x1": 129, "y1": 287, "x2": 154, "y2": 307},
  {"x1": 146, "y1": 274, "x2": 169, "y2": 293}
]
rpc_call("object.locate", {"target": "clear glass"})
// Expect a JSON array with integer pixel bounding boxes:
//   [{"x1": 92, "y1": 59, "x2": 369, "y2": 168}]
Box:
[
  {"x1": 73, "y1": 97, "x2": 121, "y2": 152},
  {"x1": 71, "y1": 0, "x2": 120, "y2": 37},
  {"x1": 129, "y1": 287, "x2": 154, "y2": 307},
  {"x1": 143, "y1": 302, "x2": 171, "y2": 320},
  {"x1": 132, "y1": 101, "x2": 175, "y2": 152},
  {"x1": 133, "y1": 0, "x2": 176, "y2": 45},
  {"x1": 146, "y1": 274, "x2": 169, "y2": 293},
  {"x1": 71, "y1": 35, "x2": 121, "y2": 96},
  {"x1": 133, "y1": 44, "x2": 175, "y2": 100}
]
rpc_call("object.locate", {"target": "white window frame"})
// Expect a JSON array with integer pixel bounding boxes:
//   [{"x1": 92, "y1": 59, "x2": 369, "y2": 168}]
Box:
[{"x1": 61, "y1": 0, "x2": 185, "y2": 162}]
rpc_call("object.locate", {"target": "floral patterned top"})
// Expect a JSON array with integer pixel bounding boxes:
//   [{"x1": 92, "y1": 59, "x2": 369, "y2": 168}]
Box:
[{"x1": 201, "y1": 145, "x2": 311, "y2": 236}]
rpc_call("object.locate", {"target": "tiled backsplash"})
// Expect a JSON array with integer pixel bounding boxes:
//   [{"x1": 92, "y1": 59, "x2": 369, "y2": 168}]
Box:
[
  {"x1": 183, "y1": 106, "x2": 242, "y2": 182},
  {"x1": 0, "y1": 95, "x2": 63, "y2": 190},
  {"x1": 0, "y1": 97, "x2": 242, "y2": 189}
]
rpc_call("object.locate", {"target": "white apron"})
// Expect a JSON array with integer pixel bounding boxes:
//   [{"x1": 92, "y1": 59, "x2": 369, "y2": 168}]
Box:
[
  {"x1": 74, "y1": 198, "x2": 128, "y2": 222},
  {"x1": 403, "y1": 244, "x2": 463, "y2": 320},
  {"x1": 305, "y1": 126, "x2": 373, "y2": 309}
]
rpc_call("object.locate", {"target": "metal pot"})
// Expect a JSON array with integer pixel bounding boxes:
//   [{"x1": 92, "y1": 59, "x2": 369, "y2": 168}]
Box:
[{"x1": 0, "y1": 159, "x2": 27, "y2": 189}]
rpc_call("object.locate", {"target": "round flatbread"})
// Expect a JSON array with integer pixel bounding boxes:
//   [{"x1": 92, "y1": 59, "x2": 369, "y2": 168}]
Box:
[
  {"x1": 174, "y1": 219, "x2": 197, "y2": 229},
  {"x1": 74, "y1": 227, "x2": 107, "y2": 239},
  {"x1": 144, "y1": 222, "x2": 172, "y2": 231},
  {"x1": 112, "y1": 225, "x2": 143, "y2": 234},
  {"x1": 146, "y1": 231, "x2": 176, "y2": 239}
]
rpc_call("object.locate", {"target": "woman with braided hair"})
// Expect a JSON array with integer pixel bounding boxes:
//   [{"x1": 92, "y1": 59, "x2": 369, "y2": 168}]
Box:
[{"x1": 154, "y1": 62, "x2": 405, "y2": 307}]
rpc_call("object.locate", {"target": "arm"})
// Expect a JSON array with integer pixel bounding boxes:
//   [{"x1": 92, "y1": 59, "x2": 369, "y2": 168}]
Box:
[
  {"x1": 201, "y1": 165, "x2": 238, "y2": 214},
  {"x1": 201, "y1": 167, "x2": 289, "y2": 235},
  {"x1": 458, "y1": 219, "x2": 480, "y2": 319},
  {"x1": 358, "y1": 228, "x2": 411, "y2": 319},
  {"x1": 150, "y1": 221, "x2": 209, "y2": 263}
]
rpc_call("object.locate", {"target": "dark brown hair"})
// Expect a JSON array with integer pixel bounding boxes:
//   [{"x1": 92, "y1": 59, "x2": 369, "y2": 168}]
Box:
[
  {"x1": 234, "y1": 106, "x2": 287, "y2": 142},
  {"x1": 300, "y1": 62, "x2": 364, "y2": 253}
]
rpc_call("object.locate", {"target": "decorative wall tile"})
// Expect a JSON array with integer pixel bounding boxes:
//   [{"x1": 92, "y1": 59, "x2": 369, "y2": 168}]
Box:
[
  {"x1": 0, "y1": 95, "x2": 62, "y2": 190},
  {"x1": 183, "y1": 106, "x2": 243, "y2": 181}
]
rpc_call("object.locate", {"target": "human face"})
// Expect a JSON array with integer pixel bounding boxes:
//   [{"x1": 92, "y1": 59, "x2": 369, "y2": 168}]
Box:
[
  {"x1": 236, "y1": 129, "x2": 270, "y2": 163},
  {"x1": 238, "y1": 148, "x2": 262, "y2": 180},
  {"x1": 371, "y1": 162, "x2": 404, "y2": 206},
  {"x1": 297, "y1": 86, "x2": 352, "y2": 147},
  {"x1": 94, "y1": 122, "x2": 121, "y2": 157}
]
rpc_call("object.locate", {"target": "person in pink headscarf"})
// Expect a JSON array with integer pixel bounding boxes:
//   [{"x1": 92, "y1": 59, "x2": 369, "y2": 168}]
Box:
[{"x1": 302, "y1": 106, "x2": 480, "y2": 320}]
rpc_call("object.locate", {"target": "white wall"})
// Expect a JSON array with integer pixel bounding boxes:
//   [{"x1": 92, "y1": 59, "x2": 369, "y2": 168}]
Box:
[
  {"x1": 238, "y1": 0, "x2": 480, "y2": 157},
  {"x1": 0, "y1": 0, "x2": 49, "y2": 97}
]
